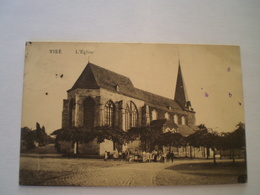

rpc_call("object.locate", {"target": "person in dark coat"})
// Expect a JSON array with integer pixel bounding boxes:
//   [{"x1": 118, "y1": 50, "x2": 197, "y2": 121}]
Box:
[
  {"x1": 167, "y1": 152, "x2": 170, "y2": 163},
  {"x1": 170, "y1": 152, "x2": 175, "y2": 163}
]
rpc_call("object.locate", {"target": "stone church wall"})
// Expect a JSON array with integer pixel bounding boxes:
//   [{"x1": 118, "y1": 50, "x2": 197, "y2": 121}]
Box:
[
  {"x1": 78, "y1": 139, "x2": 100, "y2": 155},
  {"x1": 99, "y1": 140, "x2": 114, "y2": 156},
  {"x1": 185, "y1": 110, "x2": 196, "y2": 125},
  {"x1": 99, "y1": 88, "x2": 145, "y2": 130},
  {"x1": 61, "y1": 82, "x2": 196, "y2": 156}
]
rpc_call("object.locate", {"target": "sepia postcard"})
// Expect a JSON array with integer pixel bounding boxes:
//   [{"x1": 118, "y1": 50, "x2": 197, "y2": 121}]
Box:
[{"x1": 20, "y1": 42, "x2": 247, "y2": 186}]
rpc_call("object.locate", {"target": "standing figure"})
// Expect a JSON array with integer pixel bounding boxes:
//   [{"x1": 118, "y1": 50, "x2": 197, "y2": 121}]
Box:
[
  {"x1": 166, "y1": 152, "x2": 170, "y2": 163},
  {"x1": 122, "y1": 151, "x2": 126, "y2": 161},
  {"x1": 104, "y1": 151, "x2": 108, "y2": 161},
  {"x1": 154, "y1": 150, "x2": 158, "y2": 162},
  {"x1": 142, "y1": 151, "x2": 146, "y2": 162},
  {"x1": 113, "y1": 149, "x2": 119, "y2": 161},
  {"x1": 162, "y1": 152, "x2": 166, "y2": 163},
  {"x1": 170, "y1": 152, "x2": 175, "y2": 163},
  {"x1": 118, "y1": 151, "x2": 122, "y2": 161}
]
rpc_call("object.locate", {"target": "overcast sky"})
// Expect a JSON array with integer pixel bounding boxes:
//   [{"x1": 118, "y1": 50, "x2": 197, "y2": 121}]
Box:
[{"x1": 21, "y1": 42, "x2": 244, "y2": 134}]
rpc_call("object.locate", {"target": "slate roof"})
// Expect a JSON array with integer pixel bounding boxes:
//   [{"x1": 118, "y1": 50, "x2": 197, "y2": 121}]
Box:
[
  {"x1": 150, "y1": 119, "x2": 168, "y2": 128},
  {"x1": 187, "y1": 125, "x2": 200, "y2": 131},
  {"x1": 174, "y1": 64, "x2": 189, "y2": 109},
  {"x1": 177, "y1": 125, "x2": 196, "y2": 137},
  {"x1": 150, "y1": 119, "x2": 197, "y2": 136},
  {"x1": 135, "y1": 88, "x2": 182, "y2": 111},
  {"x1": 68, "y1": 63, "x2": 183, "y2": 111},
  {"x1": 68, "y1": 63, "x2": 137, "y2": 96}
]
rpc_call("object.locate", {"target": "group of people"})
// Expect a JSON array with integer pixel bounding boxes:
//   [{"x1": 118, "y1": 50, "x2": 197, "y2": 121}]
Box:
[{"x1": 104, "y1": 150, "x2": 175, "y2": 163}]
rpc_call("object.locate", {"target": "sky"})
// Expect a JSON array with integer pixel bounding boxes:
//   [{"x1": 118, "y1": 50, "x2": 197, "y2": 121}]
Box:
[{"x1": 21, "y1": 42, "x2": 245, "y2": 134}]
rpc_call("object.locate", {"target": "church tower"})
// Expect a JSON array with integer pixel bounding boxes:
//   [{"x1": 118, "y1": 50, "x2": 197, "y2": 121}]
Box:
[{"x1": 174, "y1": 61, "x2": 192, "y2": 111}]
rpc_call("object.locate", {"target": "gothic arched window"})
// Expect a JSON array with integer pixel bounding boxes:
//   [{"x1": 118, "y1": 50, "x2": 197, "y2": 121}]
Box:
[
  {"x1": 125, "y1": 104, "x2": 130, "y2": 130},
  {"x1": 173, "y1": 114, "x2": 178, "y2": 124},
  {"x1": 165, "y1": 112, "x2": 170, "y2": 120},
  {"x1": 181, "y1": 116, "x2": 186, "y2": 125},
  {"x1": 104, "y1": 100, "x2": 115, "y2": 126},
  {"x1": 125, "y1": 101, "x2": 138, "y2": 130},
  {"x1": 152, "y1": 109, "x2": 158, "y2": 121},
  {"x1": 132, "y1": 105, "x2": 138, "y2": 127}
]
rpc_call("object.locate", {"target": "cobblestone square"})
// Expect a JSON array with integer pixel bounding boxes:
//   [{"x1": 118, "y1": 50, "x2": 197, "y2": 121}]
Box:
[{"x1": 20, "y1": 148, "x2": 246, "y2": 187}]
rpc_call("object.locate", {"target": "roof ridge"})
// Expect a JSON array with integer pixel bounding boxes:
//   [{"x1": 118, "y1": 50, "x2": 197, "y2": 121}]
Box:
[
  {"x1": 67, "y1": 64, "x2": 99, "y2": 92},
  {"x1": 88, "y1": 63, "x2": 99, "y2": 87},
  {"x1": 88, "y1": 62, "x2": 133, "y2": 82},
  {"x1": 135, "y1": 88, "x2": 174, "y2": 102}
]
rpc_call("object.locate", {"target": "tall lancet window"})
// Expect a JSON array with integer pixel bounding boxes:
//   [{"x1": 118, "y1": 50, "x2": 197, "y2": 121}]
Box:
[
  {"x1": 165, "y1": 112, "x2": 170, "y2": 120},
  {"x1": 125, "y1": 101, "x2": 138, "y2": 130},
  {"x1": 105, "y1": 100, "x2": 115, "y2": 127},
  {"x1": 181, "y1": 116, "x2": 186, "y2": 125},
  {"x1": 151, "y1": 109, "x2": 158, "y2": 121},
  {"x1": 174, "y1": 114, "x2": 178, "y2": 124},
  {"x1": 132, "y1": 105, "x2": 138, "y2": 127},
  {"x1": 125, "y1": 104, "x2": 130, "y2": 130}
]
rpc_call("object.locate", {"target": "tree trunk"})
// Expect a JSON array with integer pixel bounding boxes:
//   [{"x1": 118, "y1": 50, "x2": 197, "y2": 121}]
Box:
[
  {"x1": 73, "y1": 141, "x2": 78, "y2": 155},
  {"x1": 213, "y1": 148, "x2": 216, "y2": 164},
  {"x1": 190, "y1": 146, "x2": 192, "y2": 159},
  {"x1": 206, "y1": 147, "x2": 209, "y2": 159},
  {"x1": 147, "y1": 141, "x2": 150, "y2": 152},
  {"x1": 232, "y1": 148, "x2": 235, "y2": 163}
]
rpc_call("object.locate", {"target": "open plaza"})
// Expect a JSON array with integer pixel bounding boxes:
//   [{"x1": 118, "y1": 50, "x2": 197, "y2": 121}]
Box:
[{"x1": 19, "y1": 145, "x2": 246, "y2": 187}]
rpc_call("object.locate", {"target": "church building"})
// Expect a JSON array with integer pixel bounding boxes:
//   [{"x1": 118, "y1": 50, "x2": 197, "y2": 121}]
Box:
[{"x1": 60, "y1": 62, "x2": 206, "y2": 157}]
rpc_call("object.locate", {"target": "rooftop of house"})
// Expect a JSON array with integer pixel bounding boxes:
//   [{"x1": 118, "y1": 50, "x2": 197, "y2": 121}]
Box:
[{"x1": 150, "y1": 119, "x2": 198, "y2": 136}]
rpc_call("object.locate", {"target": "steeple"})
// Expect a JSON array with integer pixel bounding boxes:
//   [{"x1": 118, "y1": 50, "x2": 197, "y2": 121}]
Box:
[{"x1": 174, "y1": 61, "x2": 192, "y2": 110}]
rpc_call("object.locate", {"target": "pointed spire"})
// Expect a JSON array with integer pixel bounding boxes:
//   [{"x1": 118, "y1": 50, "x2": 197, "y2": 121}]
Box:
[
  {"x1": 177, "y1": 51, "x2": 180, "y2": 66},
  {"x1": 174, "y1": 59, "x2": 191, "y2": 110}
]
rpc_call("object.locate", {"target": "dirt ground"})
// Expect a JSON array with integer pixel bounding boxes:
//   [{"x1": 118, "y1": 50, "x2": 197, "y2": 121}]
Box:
[{"x1": 19, "y1": 147, "x2": 247, "y2": 187}]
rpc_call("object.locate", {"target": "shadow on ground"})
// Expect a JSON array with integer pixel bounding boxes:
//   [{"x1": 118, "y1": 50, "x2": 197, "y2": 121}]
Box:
[
  {"x1": 165, "y1": 161, "x2": 247, "y2": 181},
  {"x1": 167, "y1": 161, "x2": 246, "y2": 171},
  {"x1": 19, "y1": 169, "x2": 72, "y2": 186}
]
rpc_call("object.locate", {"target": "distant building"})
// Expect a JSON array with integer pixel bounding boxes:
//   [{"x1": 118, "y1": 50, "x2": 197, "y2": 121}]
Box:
[{"x1": 60, "y1": 62, "x2": 208, "y2": 157}]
